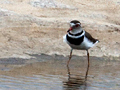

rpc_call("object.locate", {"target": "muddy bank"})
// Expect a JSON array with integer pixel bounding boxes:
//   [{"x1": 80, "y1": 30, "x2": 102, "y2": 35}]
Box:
[
  {"x1": 0, "y1": 54, "x2": 119, "y2": 76},
  {"x1": 0, "y1": 54, "x2": 119, "y2": 68}
]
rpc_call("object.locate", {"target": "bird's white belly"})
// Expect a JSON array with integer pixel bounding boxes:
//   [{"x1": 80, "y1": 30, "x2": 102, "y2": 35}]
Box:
[{"x1": 68, "y1": 42, "x2": 91, "y2": 50}]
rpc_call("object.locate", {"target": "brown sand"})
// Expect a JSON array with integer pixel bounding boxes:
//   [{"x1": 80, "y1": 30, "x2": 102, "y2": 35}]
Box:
[{"x1": 0, "y1": 0, "x2": 120, "y2": 58}]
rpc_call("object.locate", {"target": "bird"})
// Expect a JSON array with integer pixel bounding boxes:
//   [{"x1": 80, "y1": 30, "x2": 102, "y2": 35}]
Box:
[{"x1": 63, "y1": 20, "x2": 99, "y2": 67}]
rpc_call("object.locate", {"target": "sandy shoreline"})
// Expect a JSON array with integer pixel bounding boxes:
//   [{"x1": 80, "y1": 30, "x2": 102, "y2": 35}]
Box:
[{"x1": 0, "y1": 0, "x2": 120, "y2": 58}]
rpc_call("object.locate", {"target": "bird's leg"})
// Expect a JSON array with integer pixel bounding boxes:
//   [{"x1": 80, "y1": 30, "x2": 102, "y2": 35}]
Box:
[
  {"x1": 85, "y1": 50, "x2": 90, "y2": 80},
  {"x1": 66, "y1": 65, "x2": 70, "y2": 80},
  {"x1": 87, "y1": 50, "x2": 90, "y2": 67},
  {"x1": 67, "y1": 49, "x2": 73, "y2": 66}
]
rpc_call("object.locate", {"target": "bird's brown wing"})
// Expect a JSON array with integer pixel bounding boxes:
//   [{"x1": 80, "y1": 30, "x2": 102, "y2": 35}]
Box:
[{"x1": 85, "y1": 31, "x2": 99, "y2": 43}]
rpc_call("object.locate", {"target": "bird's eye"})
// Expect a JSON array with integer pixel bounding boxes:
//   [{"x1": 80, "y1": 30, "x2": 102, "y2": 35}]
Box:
[{"x1": 75, "y1": 24, "x2": 79, "y2": 27}]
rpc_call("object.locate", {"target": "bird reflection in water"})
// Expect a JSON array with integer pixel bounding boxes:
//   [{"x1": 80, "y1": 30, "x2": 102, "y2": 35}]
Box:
[{"x1": 63, "y1": 64, "x2": 89, "y2": 90}]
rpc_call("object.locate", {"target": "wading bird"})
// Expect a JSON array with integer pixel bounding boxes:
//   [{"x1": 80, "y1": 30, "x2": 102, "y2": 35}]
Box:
[{"x1": 63, "y1": 20, "x2": 99, "y2": 67}]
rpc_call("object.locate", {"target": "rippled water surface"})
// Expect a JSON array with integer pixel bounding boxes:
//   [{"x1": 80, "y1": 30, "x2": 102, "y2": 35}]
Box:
[{"x1": 0, "y1": 54, "x2": 120, "y2": 90}]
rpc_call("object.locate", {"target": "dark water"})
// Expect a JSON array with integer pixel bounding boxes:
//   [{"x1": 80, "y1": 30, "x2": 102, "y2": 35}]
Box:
[{"x1": 0, "y1": 54, "x2": 119, "y2": 90}]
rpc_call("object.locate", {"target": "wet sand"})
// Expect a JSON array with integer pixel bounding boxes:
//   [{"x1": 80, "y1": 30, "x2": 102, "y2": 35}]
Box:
[{"x1": 0, "y1": 54, "x2": 119, "y2": 90}]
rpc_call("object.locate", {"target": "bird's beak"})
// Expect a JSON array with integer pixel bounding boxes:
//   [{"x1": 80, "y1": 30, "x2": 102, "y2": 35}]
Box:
[{"x1": 67, "y1": 27, "x2": 73, "y2": 32}]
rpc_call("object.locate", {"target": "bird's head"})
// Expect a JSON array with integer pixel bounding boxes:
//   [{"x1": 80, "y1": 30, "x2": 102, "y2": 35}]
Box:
[{"x1": 67, "y1": 20, "x2": 81, "y2": 33}]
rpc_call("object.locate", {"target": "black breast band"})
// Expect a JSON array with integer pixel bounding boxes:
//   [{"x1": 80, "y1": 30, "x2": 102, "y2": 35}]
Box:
[{"x1": 66, "y1": 35, "x2": 84, "y2": 45}]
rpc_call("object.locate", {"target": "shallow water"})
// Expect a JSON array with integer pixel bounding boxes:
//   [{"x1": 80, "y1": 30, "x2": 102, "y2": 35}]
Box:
[{"x1": 0, "y1": 54, "x2": 120, "y2": 90}]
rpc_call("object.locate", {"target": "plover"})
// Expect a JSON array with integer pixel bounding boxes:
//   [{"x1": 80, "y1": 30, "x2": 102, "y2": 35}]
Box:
[{"x1": 63, "y1": 20, "x2": 99, "y2": 66}]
